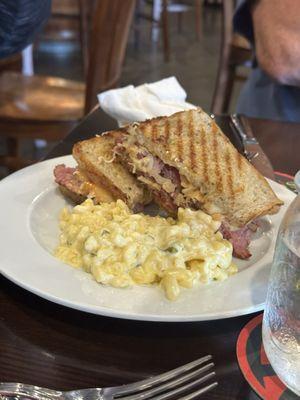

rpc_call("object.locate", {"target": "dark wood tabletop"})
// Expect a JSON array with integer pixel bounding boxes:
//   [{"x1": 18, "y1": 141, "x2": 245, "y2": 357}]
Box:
[{"x1": 1, "y1": 108, "x2": 299, "y2": 400}]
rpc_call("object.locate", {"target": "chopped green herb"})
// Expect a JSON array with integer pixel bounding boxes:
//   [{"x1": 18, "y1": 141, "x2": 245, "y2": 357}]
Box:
[{"x1": 166, "y1": 246, "x2": 178, "y2": 254}]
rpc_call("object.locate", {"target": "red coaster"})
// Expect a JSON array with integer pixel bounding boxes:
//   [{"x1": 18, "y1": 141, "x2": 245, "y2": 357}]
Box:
[
  {"x1": 274, "y1": 171, "x2": 295, "y2": 189},
  {"x1": 236, "y1": 314, "x2": 298, "y2": 400}
]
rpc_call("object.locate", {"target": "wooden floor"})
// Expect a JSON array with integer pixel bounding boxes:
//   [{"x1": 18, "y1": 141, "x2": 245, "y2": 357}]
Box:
[{"x1": 0, "y1": 4, "x2": 243, "y2": 177}]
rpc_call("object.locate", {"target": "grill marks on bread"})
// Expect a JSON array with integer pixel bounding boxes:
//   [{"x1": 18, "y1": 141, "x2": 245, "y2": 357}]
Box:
[
  {"x1": 212, "y1": 129, "x2": 224, "y2": 196},
  {"x1": 237, "y1": 145, "x2": 243, "y2": 171},
  {"x1": 127, "y1": 109, "x2": 283, "y2": 226},
  {"x1": 152, "y1": 120, "x2": 159, "y2": 142},
  {"x1": 164, "y1": 118, "x2": 170, "y2": 144},
  {"x1": 199, "y1": 127, "x2": 209, "y2": 183},
  {"x1": 189, "y1": 111, "x2": 196, "y2": 172},
  {"x1": 176, "y1": 113, "x2": 183, "y2": 162}
]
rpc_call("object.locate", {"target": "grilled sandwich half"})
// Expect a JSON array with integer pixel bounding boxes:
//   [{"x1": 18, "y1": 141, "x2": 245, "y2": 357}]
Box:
[
  {"x1": 54, "y1": 132, "x2": 151, "y2": 211},
  {"x1": 115, "y1": 108, "x2": 282, "y2": 225},
  {"x1": 114, "y1": 109, "x2": 283, "y2": 258}
]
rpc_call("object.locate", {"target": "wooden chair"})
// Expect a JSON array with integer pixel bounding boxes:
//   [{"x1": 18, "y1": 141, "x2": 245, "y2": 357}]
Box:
[
  {"x1": 0, "y1": 0, "x2": 136, "y2": 172},
  {"x1": 42, "y1": 0, "x2": 81, "y2": 42},
  {"x1": 210, "y1": 0, "x2": 252, "y2": 114},
  {"x1": 162, "y1": 0, "x2": 203, "y2": 61},
  {"x1": 135, "y1": 0, "x2": 202, "y2": 62},
  {"x1": 42, "y1": 0, "x2": 95, "y2": 77},
  {"x1": 0, "y1": 54, "x2": 22, "y2": 74}
]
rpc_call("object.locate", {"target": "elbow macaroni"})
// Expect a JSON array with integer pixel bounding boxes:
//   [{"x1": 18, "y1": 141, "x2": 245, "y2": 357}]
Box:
[{"x1": 55, "y1": 199, "x2": 237, "y2": 300}]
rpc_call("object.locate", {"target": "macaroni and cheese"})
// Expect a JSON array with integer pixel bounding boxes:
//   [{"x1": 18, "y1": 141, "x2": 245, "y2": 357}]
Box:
[{"x1": 55, "y1": 199, "x2": 237, "y2": 300}]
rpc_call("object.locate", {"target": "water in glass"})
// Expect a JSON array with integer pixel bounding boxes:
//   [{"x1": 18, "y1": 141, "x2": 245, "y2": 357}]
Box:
[{"x1": 262, "y1": 195, "x2": 300, "y2": 395}]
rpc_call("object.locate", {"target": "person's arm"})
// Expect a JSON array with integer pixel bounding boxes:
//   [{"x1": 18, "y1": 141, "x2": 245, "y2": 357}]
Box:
[
  {"x1": 0, "y1": 0, "x2": 51, "y2": 58},
  {"x1": 252, "y1": 0, "x2": 300, "y2": 86}
]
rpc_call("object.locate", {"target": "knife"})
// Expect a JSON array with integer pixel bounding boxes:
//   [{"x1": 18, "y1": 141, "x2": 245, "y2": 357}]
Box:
[{"x1": 230, "y1": 114, "x2": 275, "y2": 180}]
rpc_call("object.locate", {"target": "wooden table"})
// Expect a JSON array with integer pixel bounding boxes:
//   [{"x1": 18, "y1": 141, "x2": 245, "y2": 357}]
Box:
[{"x1": 1, "y1": 109, "x2": 299, "y2": 400}]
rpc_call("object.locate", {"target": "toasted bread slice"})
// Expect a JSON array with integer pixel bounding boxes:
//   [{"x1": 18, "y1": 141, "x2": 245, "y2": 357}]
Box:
[
  {"x1": 72, "y1": 132, "x2": 151, "y2": 209},
  {"x1": 125, "y1": 109, "x2": 283, "y2": 227}
]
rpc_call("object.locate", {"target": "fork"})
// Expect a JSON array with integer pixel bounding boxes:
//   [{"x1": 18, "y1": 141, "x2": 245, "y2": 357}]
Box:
[{"x1": 0, "y1": 355, "x2": 217, "y2": 400}]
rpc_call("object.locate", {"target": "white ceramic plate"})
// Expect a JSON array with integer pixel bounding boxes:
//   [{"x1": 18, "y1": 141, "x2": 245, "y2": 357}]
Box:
[
  {"x1": 0, "y1": 156, "x2": 296, "y2": 322},
  {"x1": 295, "y1": 170, "x2": 300, "y2": 193}
]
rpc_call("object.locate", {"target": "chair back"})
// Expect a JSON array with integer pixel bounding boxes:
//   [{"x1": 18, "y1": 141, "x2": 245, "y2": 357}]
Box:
[
  {"x1": 211, "y1": 0, "x2": 252, "y2": 114},
  {"x1": 82, "y1": 0, "x2": 136, "y2": 114},
  {"x1": 0, "y1": 54, "x2": 22, "y2": 74}
]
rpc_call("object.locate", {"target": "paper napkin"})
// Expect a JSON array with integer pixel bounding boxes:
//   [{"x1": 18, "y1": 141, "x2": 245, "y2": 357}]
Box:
[{"x1": 97, "y1": 76, "x2": 196, "y2": 126}]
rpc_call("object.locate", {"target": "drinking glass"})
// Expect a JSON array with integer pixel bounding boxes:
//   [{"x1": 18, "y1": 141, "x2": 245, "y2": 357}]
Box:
[{"x1": 262, "y1": 194, "x2": 300, "y2": 395}]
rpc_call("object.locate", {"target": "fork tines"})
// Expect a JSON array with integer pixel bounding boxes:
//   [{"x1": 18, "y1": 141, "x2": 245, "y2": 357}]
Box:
[{"x1": 113, "y1": 355, "x2": 217, "y2": 400}]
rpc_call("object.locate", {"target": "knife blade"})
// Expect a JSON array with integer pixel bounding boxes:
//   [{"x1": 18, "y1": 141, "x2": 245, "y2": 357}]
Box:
[
  {"x1": 230, "y1": 114, "x2": 275, "y2": 180},
  {"x1": 213, "y1": 114, "x2": 245, "y2": 155}
]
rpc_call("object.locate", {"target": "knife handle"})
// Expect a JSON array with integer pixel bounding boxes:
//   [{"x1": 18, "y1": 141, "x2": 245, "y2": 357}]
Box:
[
  {"x1": 239, "y1": 116, "x2": 275, "y2": 181},
  {"x1": 231, "y1": 114, "x2": 258, "y2": 144}
]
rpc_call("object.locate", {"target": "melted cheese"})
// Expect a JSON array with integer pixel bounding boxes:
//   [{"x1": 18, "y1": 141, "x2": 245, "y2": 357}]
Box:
[
  {"x1": 121, "y1": 140, "x2": 177, "y2": 194},
  {"x1": 74, "y1": 169, "x2": 115, "y2": 203}
]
